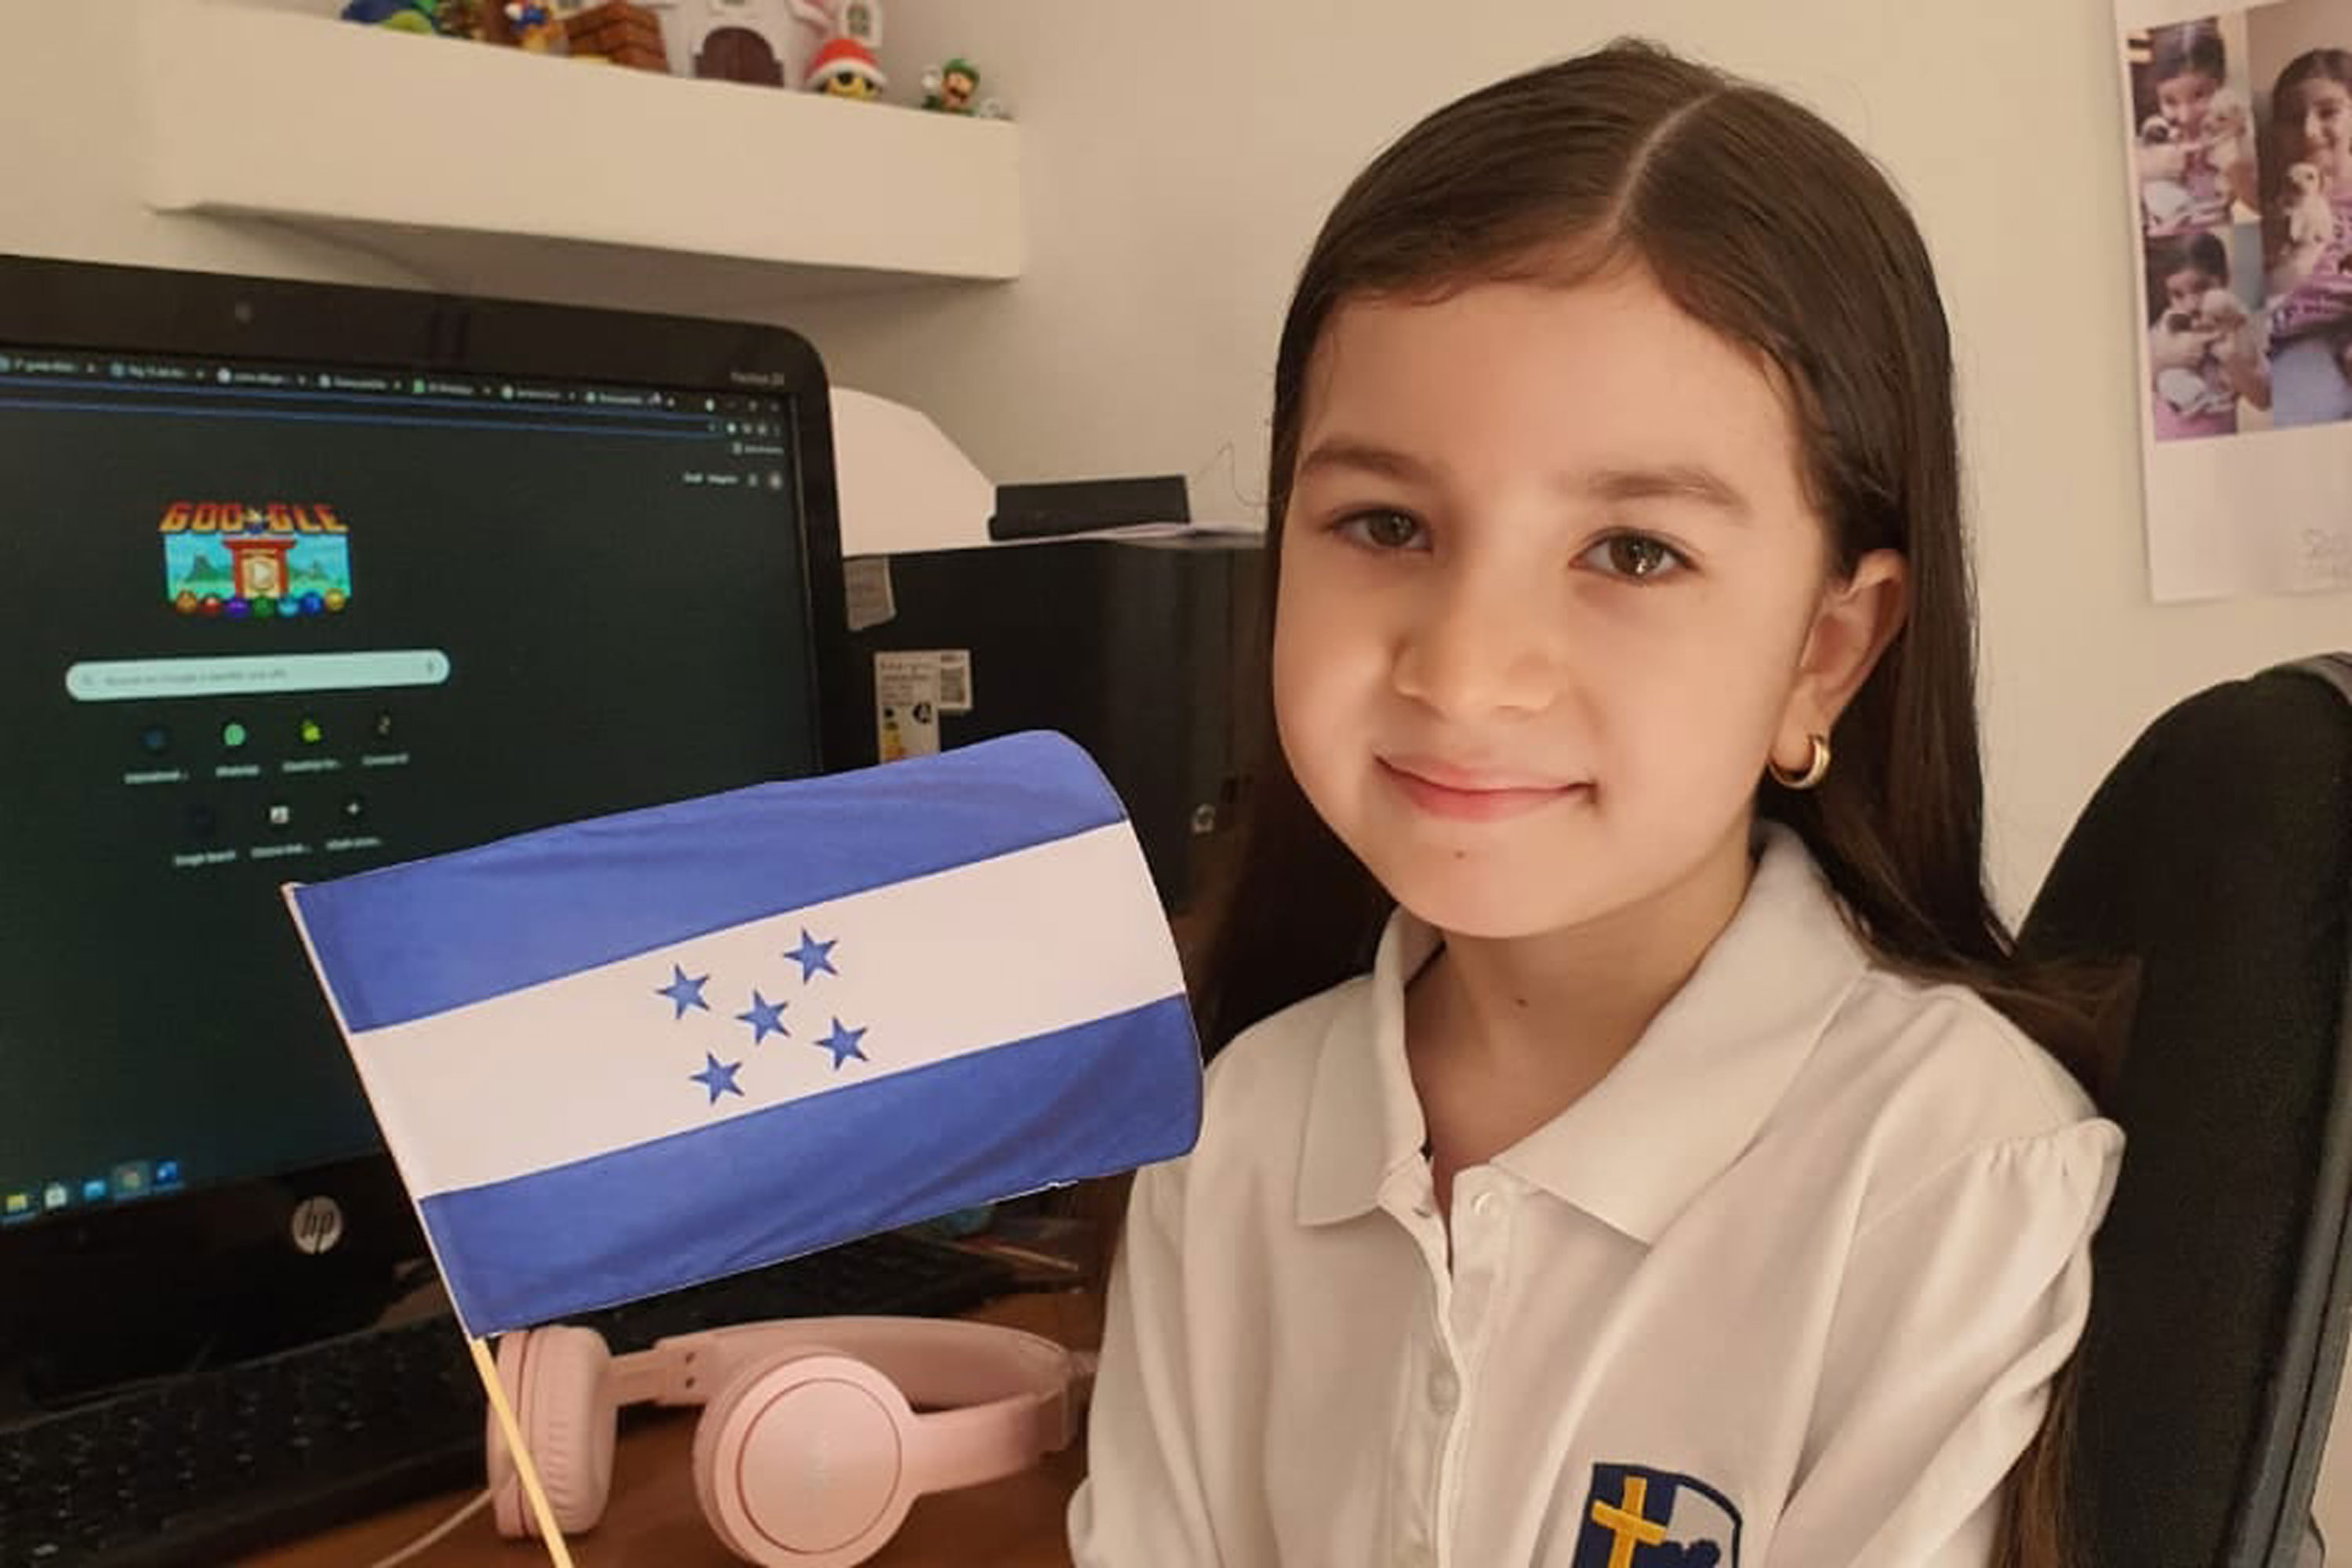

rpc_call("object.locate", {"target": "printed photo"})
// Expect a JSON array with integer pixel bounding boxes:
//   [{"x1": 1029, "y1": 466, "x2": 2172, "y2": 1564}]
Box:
[
  {"x1": 2129, "y1": 15, "x2": 2262, "y2": 236},
  {"x1": 2116, "y1": 0, "x2": 2352, "y2": 601},
  {"x1": 2248, "y1": 0, "x2": 2352, "y2": 426},
  {"x1": 2143, "y1": 223, "x2": 2270, "y2": 437}
]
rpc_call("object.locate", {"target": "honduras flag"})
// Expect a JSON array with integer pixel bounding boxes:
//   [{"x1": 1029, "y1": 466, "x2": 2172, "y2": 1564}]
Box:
[{"x1": 284, "y1": 731, "x2": 1202, "y2": 1338}]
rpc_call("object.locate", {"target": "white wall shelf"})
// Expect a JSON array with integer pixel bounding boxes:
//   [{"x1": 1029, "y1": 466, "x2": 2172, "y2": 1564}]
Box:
[{"x1": 136, "y1": 2, "x2": 1022, "y2": 291}]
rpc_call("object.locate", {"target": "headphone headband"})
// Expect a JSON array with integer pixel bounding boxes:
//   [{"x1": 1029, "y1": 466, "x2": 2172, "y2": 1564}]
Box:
[{"x1": 614, "y1": 1314, "x2": 1078, "y2": 1442}]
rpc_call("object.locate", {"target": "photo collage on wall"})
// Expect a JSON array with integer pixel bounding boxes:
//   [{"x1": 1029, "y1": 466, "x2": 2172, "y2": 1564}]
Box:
[{"x1": 2118, "y1": 0, "x2": 2352, "y2": 600}]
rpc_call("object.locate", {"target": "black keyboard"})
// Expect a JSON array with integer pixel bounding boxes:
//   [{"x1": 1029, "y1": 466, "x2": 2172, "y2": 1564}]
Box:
[{"x1": 0, "y1": 1231, "x2": 1028, "y2": 1568}]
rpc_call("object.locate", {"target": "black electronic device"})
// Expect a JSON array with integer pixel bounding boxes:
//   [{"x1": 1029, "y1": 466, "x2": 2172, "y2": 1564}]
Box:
[
  {"x1": 0, "y1": 1231, "x2": 1023, "y2": 1568},
  {"x1": 0, "y1": 254, "x2": 873, "y2": 1522},
  {"x1": 846, "y1": 531, "x2": 1268, "y2": 913}
]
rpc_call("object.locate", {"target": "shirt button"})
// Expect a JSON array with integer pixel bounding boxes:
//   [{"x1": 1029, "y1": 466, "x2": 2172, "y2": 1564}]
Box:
[
  {"x1": 1471, "y1": 1190, "x2": 1496, "y2": 1218},
  {"x1": 1428, "y1": 1366, "x2": 1459, "y2": 1412}
]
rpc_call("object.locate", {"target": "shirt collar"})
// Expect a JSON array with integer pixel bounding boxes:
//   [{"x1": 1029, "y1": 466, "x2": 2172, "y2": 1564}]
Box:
[{"x1": 1295, "y1": 822, "x2": 1870, "y2": 1242}]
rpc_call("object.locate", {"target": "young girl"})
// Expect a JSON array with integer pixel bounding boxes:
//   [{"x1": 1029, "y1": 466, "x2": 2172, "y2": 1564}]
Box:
[
  {"x1": 2261, "y1": 49, "x2": 2352, "y2": 427},
  {"x1": 2146, "y1": 230, "x2": 2248, "y2": 439},
  {"x1": 1069, "y1": 39, "x2": 2123, "y2": 1568},
  {"x1": 2136, "y1": 20, "x2": 2257, "y2": 236}
]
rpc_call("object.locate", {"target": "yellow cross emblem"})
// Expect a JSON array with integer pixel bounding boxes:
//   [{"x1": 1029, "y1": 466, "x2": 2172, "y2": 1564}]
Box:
[{"x1": 1588, "y1": 1472, "x2": 1669, "y2": 1568}]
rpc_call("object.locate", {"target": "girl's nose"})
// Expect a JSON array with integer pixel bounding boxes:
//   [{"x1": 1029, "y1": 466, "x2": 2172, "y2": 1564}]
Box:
[{"x1": 1391, "y1": 569, "x2": 1559, "y2": 719}]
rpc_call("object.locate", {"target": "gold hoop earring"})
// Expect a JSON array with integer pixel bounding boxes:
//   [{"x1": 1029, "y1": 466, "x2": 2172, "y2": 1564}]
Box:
[{"x1": 1769, "y1": 733, "x2": 1831, "y2": 791}]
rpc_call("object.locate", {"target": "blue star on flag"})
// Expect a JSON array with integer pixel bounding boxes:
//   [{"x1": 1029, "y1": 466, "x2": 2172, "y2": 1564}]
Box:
[
  {"x1": 735, "y1": 989, "x2": 789, "y2": 1044},
  {"x1": 689, "y1": 1051, "x2": 745, "y2": 1103},
  {"x1": 656, "y1": 964, "x2": 710, "y2": 1018},
  {"x1": 788, "y1": 929, "x2": 839, "y2": 983},
  {"x1": 815, "y1": 1018, "x2": 868, "y2": 1070}
]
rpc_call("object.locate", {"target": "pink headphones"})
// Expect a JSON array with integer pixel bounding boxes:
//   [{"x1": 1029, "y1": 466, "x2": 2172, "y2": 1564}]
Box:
[{"x1": 485, "y1": 1316, "x2": 1094, "y2": 1566}]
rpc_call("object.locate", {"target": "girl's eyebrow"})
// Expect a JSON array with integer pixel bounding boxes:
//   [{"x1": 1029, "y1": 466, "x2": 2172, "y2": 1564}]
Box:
[
  {"x1": 1581, "y1": 463, "x2": 1753, "y2": 520},
  {"x1": 1298, "y1": 436, "x2": 1751, "y2": 521},
  {"x1": 1295, "y1": 436, "x2": 1435, "y2": 486}
]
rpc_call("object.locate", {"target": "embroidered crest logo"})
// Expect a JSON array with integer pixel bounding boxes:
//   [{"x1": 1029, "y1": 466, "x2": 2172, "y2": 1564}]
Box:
[{"x1": 1570, "y1": 1463, "x2": 1743, "y2": 1568}]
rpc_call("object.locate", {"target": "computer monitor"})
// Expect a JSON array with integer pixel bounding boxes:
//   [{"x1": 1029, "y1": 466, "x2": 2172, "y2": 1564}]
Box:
[{"x1": 0, "y1": 254, "x2": 863, "y2": 1406}]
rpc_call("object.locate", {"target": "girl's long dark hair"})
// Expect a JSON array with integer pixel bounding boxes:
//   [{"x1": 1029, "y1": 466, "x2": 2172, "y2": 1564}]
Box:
[{"x1": 1192, "y1": 39, "x2": 2121, "y2": 1568}]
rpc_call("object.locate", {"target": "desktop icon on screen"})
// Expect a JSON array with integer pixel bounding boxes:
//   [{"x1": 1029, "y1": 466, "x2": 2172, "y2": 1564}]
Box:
[
  {"x1": 42, "y1": 1181, "x2": 69, "y2": 1211},
  {"x1": 2, "y1": 1192, "x2": 30, "y2": 1221},
  {"x1": 81, "y1": 1178, "x2": 108, "y2": 1203}
]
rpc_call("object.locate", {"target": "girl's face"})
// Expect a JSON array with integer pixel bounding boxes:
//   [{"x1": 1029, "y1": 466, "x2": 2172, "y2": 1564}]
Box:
[
  {"x1": 2165, "y1": 264, "x2": 2221, "y2": 314},
  {"x1": 2285, "y1": 75, "x2": 2352, "y2": 183},
  {"x1": 2158, "y1": 70, "x2": 2220, "y2": 136},
  {"x1": 1272, "y1": 269, "x2": 1903, "y2": 941}
]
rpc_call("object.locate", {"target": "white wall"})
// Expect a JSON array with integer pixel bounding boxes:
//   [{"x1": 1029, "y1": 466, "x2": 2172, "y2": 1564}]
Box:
[
  {"x1": 793, "y1": 0, "x2": 2352, "y2": 923},
  {"x1": 10, "y1": 0, "x2": 2352, "y2": 1540},
  {"x1": 0, "y1": 5, "x2": 416, "y2": 287}
]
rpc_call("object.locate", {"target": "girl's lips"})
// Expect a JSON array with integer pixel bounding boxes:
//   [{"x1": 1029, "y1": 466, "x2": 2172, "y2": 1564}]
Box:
[{"x1": 1379, "y1": 758, "x2": 1589, "y2": 821}]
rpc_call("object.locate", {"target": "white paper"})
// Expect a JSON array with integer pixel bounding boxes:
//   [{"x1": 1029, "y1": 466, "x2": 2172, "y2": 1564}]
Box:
[
  {"x1": 844, "y1": 556, "x2": 895, "y2": 632},
  {"x1": 2114, "y1": 0, "x2": 2352, "y2": 601},
  {"x1": 830, "y1": 387, "x2": 995, "y2": 556},
  {"x1": 874, "y1": 649, "x2": 945, "y2": 760}
]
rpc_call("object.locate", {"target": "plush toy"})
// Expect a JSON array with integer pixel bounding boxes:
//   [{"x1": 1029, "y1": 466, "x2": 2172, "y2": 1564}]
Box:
[
  {"x1": 2139, "y1": 115, "x2": 2187, "y2": 182},
  {"x1": 2195, "y1": 287, "x2": 2253, "y2": 391},
  {"x1": 2286, "y1": 162, "x2": 2335, "y2": 249},
  {"x1": 503, "y1": 0, "x2": 565, "y2": 52},
  {"x1": 340, "y1": 0, "x2": 441, "y2": 33},
  {"x1": 920, "y1": 56, "x2": 1009, "y2": 118},
  {"x1": 920, "y1": 57, "x2": 977, "y2": 113},
  {"x1": 804, "y1": 34, "x2": 885, "y2": 100},
  {"x1": 2201, "y1": 86, "x2": 2252, "y2": 180},
  {"x1": 2195, "y1": 286, "x2": 2248, "y2": 344}
]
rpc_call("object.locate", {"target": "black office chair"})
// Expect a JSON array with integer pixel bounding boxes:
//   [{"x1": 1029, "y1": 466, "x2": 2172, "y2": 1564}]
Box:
[{"x1": 2019, "y1": 652, "x2": 2352, "y2": 1567}]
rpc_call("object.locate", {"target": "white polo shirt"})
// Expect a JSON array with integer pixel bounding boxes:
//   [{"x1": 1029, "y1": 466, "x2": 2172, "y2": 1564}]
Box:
[{"x1": 1069, "y1": 826, "x2": 2123, "y2": 1567}]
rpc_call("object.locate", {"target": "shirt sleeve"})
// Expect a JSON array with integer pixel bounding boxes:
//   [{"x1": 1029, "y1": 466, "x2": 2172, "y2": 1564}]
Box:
[
  {"x1": 1066, "y1": 1154, "x2": 1226, "y2": 1566},
  {"x1": 1766, "y1": 1120, "x2": 2125, "y2": 1566}
]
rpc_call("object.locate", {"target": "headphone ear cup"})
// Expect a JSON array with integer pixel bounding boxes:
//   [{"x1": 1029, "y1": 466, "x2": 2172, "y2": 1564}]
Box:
[
  {"x1": 486, "y1": 1325, "x2": 620, "y2": 1539},
  {"x1": 690, "y1": 1349, "x2": 920, "y2": 1568}
]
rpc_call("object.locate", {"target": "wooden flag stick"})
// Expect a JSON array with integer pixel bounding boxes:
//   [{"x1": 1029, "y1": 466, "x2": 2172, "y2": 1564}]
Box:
[{"x1": 466, "y1": 1334, "x2": 581, "y2": 1568}]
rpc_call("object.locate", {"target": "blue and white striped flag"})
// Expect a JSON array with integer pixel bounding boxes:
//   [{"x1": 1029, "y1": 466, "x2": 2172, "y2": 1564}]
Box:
[{"x1": 283, "y1": 731, "x2": 1202, "y2": 1338}]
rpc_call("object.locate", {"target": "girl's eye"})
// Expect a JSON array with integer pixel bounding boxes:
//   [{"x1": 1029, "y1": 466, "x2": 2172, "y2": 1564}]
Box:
[
  {"x1": 1337, "y1": 510, "x2": 1428, "y2": 552},
  {"x1": 1582, "y1": 534, "x2": 1689, "y2": 581}
]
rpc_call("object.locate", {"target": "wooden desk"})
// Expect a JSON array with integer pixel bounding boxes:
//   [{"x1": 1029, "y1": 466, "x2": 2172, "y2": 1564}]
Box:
[{"x1": 248, "y1": 1291, "x2": 1100, "y2": 1568}]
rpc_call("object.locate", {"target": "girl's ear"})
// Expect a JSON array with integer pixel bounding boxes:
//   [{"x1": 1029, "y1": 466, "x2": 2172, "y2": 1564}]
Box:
[{"x1": 1774, "y1": 550, "x2": 1908, "y2": 765}]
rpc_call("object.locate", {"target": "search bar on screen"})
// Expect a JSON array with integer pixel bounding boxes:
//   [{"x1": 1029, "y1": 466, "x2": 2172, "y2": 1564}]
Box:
[{"x1": 64, "y1": 649, "x2": 452, "y2": 702}]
